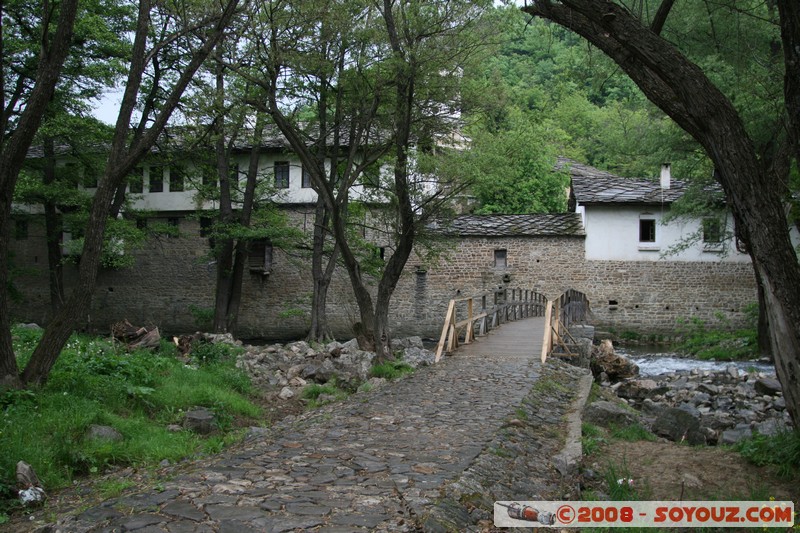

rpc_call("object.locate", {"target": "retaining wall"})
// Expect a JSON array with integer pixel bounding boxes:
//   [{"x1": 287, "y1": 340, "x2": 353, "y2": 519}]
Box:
[{"x1": 8, "y1": 218, "x2": 757, "y2": 339}]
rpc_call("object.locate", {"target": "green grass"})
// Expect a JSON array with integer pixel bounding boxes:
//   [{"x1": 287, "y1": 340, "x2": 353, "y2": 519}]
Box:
[
  {"x1": 301, "y1": 382, "x2": 349, "y2": 408},
  {"x1": 610, "y1": 423, "x2": 656, "y2": 442},
  {"x1": 369, "y1": 360, "x2": 414, "y2": 380},
  {"x1": 733, "y1": 429, "x2": 800, "y2": 479},
  {"x1": 0, "y1": 325, "x2": 260, "y2": 515},
  {"x1": 582, "y1": 422, "x2": 607, "y2": 456},
  {"x1": 676, "y1": 313, "x2": 758, "y2": 361}
]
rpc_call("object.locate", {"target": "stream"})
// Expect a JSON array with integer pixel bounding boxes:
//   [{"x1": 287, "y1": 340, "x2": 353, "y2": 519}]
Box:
[{"x1": 615, "y1": 345, "x2": 775, "y2": 377}]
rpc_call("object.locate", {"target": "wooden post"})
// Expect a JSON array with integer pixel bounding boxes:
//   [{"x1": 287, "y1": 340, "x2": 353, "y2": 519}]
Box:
[
  {"x1": 435, "y1": 300, "x2": 456, "y2": 362},
  {"x1": 541, "y1": 300, "x2": 553, "y2": 363},
  {"x1": 465, "y1": 297, "x2": 474, "y2": 344}
]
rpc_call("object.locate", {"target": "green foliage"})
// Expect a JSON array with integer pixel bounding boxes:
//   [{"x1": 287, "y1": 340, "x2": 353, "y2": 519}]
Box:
[
  {"x1": 676, "y1": 315, "x2": 758, "y2": 361},
  {"x1": 734, "y1": 429, "x2": 800, "y2": 479},
  {"x1": 369, "y1": 361, "x2": 414, "y2": 380},
  {"x1": 603, "y1": 462, "x2": 645, "y2": 501},
  {"x1": 445, "y1": 108, "x2": 570, "y2": 214},
  {"x1": 188, "y1": 305, "x2": 214, "y2": 330},
  {"x1": 189, "y1": 341, "x2": 243, "y2": 366},
  {"x1": 0, "y1": 325, "x2": 259, "y2": 513},
  {"x1": 301, "y1": 382, "x2": 349, "y2": 408},
  {"x1": 581, "y1": 422, "x2": 607, "y2": 456}
]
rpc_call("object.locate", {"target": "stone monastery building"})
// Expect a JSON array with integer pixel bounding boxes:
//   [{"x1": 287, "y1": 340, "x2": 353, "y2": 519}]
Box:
[{"x1": 11, "y1": 148, "x2": 787, "y2": 340}]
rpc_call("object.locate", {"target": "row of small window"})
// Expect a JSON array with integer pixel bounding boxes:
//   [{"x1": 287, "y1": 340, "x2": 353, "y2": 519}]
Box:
[
  {"x1": 58, "y1": 161, "x2": 314, "y2": 193},
  {"x1": 638, "y1": 217, "x2": 722, "y2": 245},
  {"x1": 128, "y1": 162, "x2": 313, "y2": 193}
]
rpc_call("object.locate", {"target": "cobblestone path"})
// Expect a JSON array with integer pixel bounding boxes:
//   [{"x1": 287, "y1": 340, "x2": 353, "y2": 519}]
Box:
[{"x1": 47, "y1": 318, "x2": 580, "y2": 533}]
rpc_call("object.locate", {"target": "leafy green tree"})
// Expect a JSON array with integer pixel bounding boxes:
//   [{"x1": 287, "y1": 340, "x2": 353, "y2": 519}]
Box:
[
  {"x1": 445, "y1": 108, "x2": 569, "y2": 214},
  {"x1": 0, "y1": 0, "x2": 241, "y2": 388},
  {"x1": 523, "y1": 0, "x2": 800, "y2": 428},
  {"x1": 0, "y1": 0, "x2": 81, "y2": 389},
  {"x1": 245, "y1": 0, "x2": 495, "y2": 358}
]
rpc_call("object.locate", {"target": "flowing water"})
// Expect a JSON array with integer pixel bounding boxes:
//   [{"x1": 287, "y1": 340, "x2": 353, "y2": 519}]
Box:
[{"x1": 615, "y1": 345, "x2": 775, "y2": 377}]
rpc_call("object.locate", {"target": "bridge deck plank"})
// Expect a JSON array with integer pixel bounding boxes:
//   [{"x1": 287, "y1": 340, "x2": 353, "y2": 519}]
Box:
[{"x1": 453, "y1": 316, "x2": 546, "y2": 359}]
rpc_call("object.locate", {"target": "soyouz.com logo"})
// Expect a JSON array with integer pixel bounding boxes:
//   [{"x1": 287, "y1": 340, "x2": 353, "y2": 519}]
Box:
[{"x1": 493, "y1": 501, "x2": 795, "y2": 528}]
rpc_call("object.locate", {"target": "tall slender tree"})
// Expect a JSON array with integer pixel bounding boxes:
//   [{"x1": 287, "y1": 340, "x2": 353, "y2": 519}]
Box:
[
  {"x1": 0, "y1": 0, "x2": 80, "y2": 388},
  {"x1": 244, "y1": 0, "x2": 493, "y2": 359},
  {"x1": 0, "y1": 0, "x2": 241, "y2": 387}
]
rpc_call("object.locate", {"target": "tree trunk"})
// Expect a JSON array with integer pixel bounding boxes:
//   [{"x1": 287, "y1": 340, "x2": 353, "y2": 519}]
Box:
[
  {"x1": 212, "y1": 239, "x2": 235, "y2": 333},
  {"x1": 0, "y1": 0, "x2": 79, "y2": 388},
  {"x1": 20, "y1": 0, "x2": 239, "y2": 385},
  {"x1": 211, "y1": 50, "x2": 235, "y2": 334},
  {"x1": 755, "y1": 272, "x2": 771, "y2": 360},
  {"x1": 223, "y1": 115, "x2": 265, "y2": 334},
  {"x1": 307, "y1": 198, "x2": 338, "y2": 343},
  {"x1": 43, "y1": 138, "x2": 65, "y2": 316},
  {"x1": 523, "y1": 0, "x2": 800, "y2": 427}
]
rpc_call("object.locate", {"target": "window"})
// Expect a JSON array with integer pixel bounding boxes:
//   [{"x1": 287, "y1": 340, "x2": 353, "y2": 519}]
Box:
[
  {"x1": 702, "y1": 217, "x2": 722, "y2": 244},
  {"x1": 149, "y1": 169, "x2": 164, "y2": 193},
  {"x1": 203, "y1": 165, "x2": 217, "y2": 188},
  {"x1": 83, "y1": 172, "x2": 98, "y2": 189},
  {"x1": 129, "y1": 168, "x2": 144, "y2": 193},
  {"x1": 639, "y1": 218, "x2": 656, "y2": 244},
  {"x1": 199, "y1": 216, "x2": 214, "y2": 237},
  {"x1": 248, "y1": 239, "x2": 273, "y2": 275},
  {"x1": 494, "y1": 249, "x2": 507, "y2": 268},
  {"x1": 302, "y1": 167, "x2": 312, "y2": 188},
  {"x1": 274, "y1": 161, "x2": 290, "y2": 189},
  {"x1": 169, "y1": 166, "x2": 185, "y2": 192},
  {"x1": 15, "y1": 220, "x2": 28, "y2": 240}
]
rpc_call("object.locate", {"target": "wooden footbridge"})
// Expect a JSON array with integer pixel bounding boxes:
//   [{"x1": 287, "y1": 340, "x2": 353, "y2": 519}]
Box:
[{"x1": 434, "y1": 288, "x2": 590, "y2": 362}]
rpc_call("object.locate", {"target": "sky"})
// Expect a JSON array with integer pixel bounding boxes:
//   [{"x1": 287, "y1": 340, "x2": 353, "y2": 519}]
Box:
[{"x1": 92, "y1": 90, "x2": 123, "y2": 126}]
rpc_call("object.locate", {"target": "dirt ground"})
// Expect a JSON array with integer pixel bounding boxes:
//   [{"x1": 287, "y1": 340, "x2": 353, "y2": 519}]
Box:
[{"x1": 583, "y1": 439, "x2": 800, "y2": 504}]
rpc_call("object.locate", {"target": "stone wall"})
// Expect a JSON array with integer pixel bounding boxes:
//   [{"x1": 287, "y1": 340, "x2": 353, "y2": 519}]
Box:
[{"x1": 8, "y1": 217, "x2": 757, "y2": 340}]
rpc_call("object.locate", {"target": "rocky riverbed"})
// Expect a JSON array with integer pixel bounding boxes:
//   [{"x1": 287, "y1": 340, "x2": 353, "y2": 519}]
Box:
[{"x1": 585, "y1": 340, "x2": 792, "y2": 446}]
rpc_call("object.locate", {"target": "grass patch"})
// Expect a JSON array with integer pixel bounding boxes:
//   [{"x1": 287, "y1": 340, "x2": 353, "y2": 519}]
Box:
[
  {"x1": 301, "y1": 382, "x2": 349, "y2": 409},
  {"x1": 0, "y1": 325, "x2": 260, "y2": 516},
  {"x1": 602, "y1": 460, "x2": 649, "y2": 500},
  {"x1": 610, "y1": 423, "x2": 656, "y2": 442},
  {"x1": 733, "y1": 429, "x2": 800, "y2": 479},
  {"x1": 582, "y1": 422, "x2": 607, "y2": 456},
  {"x1": 369, "y1": 360, "x2": 413, "y2": 380},
  {"x1": 676, "y1": 312, "x2": 758, "y2": 361}
]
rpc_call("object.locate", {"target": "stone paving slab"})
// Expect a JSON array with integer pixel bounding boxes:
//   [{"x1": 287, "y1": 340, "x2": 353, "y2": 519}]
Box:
[{"x1": 37, "y1": 318, "x2": 586, "y2": 533}]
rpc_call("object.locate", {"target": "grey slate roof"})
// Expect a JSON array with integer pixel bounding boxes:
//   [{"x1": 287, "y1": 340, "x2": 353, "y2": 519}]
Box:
[
  {"x1": 439, "y1": 213, "x2": 585, "y2": 237},
  {"x1": 558, "y1": 157, "x2": 687, "y2": 205}
]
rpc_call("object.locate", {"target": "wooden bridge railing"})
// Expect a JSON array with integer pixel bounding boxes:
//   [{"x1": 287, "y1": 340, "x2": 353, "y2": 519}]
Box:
[
  {"x1": 435, "y1": 288, "x2": 547, "y2": 362},
  {"x1": 540, "y1": 289, "x2": 591, "y2": 363}
]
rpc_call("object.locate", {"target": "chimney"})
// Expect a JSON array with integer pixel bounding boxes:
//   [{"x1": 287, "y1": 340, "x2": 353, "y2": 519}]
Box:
[{"x1": 660, "y1": 163, "x2": 671, "y2": 190}]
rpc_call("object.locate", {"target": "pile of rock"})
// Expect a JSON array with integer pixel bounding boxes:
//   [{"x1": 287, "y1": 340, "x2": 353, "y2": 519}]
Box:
[
  {"x1": 234, "y1": 336, "x2": 436, "y2": 399},
  {"x1": 587, "y1": 343, "x2": 792, "y2": 446}
]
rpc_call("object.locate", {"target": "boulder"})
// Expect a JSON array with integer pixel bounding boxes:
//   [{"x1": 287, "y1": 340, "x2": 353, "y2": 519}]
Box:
[
  {"x1": 754, "y1": 377, "x2": 782, "y2": 396},
  {"x1": 590, "y1": 340, "x2": 638, "y2": 382},
  {"x1": 652, "y1": 407, "x2": 706, "y2": 445},
  {"x1": 583, "y1": 401, "x2": 639, "y2": 428},
  {"x1": 391, "y1": 336, "x2": 425, "y2": 351},
  {"x1": 183, "y1": 407, "x2": 216, "y2": 434},
  {"x1": 616, "y1": 379, "x2": 663, "y2": 401},
  {"x1": 86, "y1": 424, "x2": 123, "y2": 442},
  {"x1": 278, "y1": 387, "x2": 295, "y2": 400},
  {"x1": 719, "y1": 424, "x2": 753, "y2": 445},
  {"x1": 402, "y1": 347, "x2": 435, "y2": 368}
]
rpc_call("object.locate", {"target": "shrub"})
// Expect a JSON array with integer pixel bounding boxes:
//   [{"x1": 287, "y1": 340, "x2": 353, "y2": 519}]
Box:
[
  {"x1": 370, "y1": 360, "x2": 413, "y2": 380},
  {"x1": 0, "y1": 329, "x2": 259, "y2": 516},
  {"x1": 734, "y1": 429, "x2": 800, "y2": 478}
]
